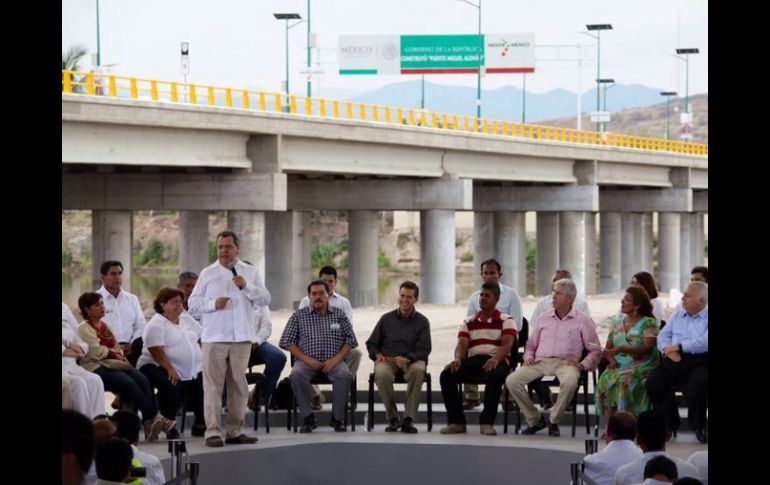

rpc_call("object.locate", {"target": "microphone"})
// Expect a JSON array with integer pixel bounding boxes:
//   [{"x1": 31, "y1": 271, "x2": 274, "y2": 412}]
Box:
[{"x1": 230, "y1": 264, "x2": 238, "y2": 277}]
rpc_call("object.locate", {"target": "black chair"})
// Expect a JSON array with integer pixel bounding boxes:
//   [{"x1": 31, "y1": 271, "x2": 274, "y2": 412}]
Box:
[
  {"x1": 367, "y1": 369, "x2": 432, "y2": 432},
  {"x1": 292, "y1": 373, "x2": 357, "y2": 432},
  {"x1": 526, "y1": 349, "x2": 597, "y2": 437},
  {"x1": 244, "y1": 368, "x2": 271, "y2": 432}
]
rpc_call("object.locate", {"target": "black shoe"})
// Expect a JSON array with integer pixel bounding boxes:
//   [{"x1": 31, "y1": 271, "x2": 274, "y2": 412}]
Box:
[
  {"x1": 300, "y1": 415, "x2": 317, "y2": 434},
  {"x1": 520, "y1": 414, "x2": 548, "y2": 435},
  {"x1": 330, "y1": 418, "x2": 347, "y2": 432},
  {"x1": 191, "y1": 423, "x2": 206, "y2": 437},
  {"x1": 166, "y1": 428, "x2": 181, "y2": 440},
  {"x1": 695, "y1": 428, "x2": 708, "y2": 444},
  {"x1": 401, "y1": 417, "x2": 418, "y2": 434},
  {"x1": 547, "y1": 422, "x2": 560, "y2": 437},
  {"x1": 463, "y1": 399, "x2": 481, "y2": 410},
  {"x1": 385, "y1": 416, "x2": 401, "y2": 432}
]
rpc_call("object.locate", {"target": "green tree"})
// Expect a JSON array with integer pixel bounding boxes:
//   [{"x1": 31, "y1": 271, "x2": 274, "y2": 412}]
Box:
[{"x1": 62, "y1": 44, "x2": 88, "y2": 93}]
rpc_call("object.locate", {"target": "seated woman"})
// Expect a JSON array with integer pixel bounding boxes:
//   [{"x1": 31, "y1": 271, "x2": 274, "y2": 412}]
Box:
[
  {"x1": 137, "y1": 287, "x2": 206, "y2": 438},
  {"x1": 597, "y1": 286, "x2": 660, "y2": 427},
  {"x1": 76, "y1": 292, "x2": 176, "y2": 441},
  {"x1": 62, "y1": 302, "x2": 106, "y2": 418},
  {"x1": 617, "y1": 271, "x2": 664, "y2": 323}
]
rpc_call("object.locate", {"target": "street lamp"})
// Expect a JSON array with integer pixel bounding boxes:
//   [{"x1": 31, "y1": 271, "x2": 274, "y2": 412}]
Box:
[
  {"x1": 660, "y1": 91, "x2": 678, "y2": 140},
  {"x1": 674, "y1": 48, "x2": 699, "y2": 113},
  {"x1": 306, "y1": 0, "x2": 312, "y2": 98},
  {"x1": 95, "y1": 0, "x2": 101, "y2": 66},
  {"x1": 457, "y1": 0, "x2": 483, "y2": 119},
  {"x1": 585, "y1": 24, "x2": 613, "y2": 131},
  {"x1": 273, "y1": 13, "x2": 303, "y2": 110},
  {"x1": 597, "y1": 78, "x2": 614, "y2": 131}
]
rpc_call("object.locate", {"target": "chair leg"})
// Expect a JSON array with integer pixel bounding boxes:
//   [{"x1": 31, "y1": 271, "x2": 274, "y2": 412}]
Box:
[
  {"x1": 427, "y1": 376, "x2": 432, "y2": 432},
  {"x1": 180, "y1": 404, "x2": 187, "y2": 433},
  {"x1": 503, "y1": 387, "x2": 509, "y2": 434},
  {"x1": 265, "y1": 405, "x2": 270, "y2": 434},
  {"x1": 292, "y1": 395, "x2": 298, "y2": 433},
  {"x1": 351, "y1": 377, "x2": 357, "y2": 431},
  {"x1": 368, "y1": 374, "x2": 374, "y2": 432},
  {"x1": 583, "y1": 376, "x2": 590, "y2": 435},
  {"x1": 571, "y1": 388, "x2": 577, "y2": 438},
  {"x1": 254, "y1": 404, "x2": 259, "y2": 431}
]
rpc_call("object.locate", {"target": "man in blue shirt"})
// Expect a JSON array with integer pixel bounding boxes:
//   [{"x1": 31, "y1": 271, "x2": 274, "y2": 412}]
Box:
[
  {"x1": 646, "y1": 281, "x2": 708, "y2": 443},
  {"x1": 280, "y1": 280, "x2": 358, "y2": 433}
]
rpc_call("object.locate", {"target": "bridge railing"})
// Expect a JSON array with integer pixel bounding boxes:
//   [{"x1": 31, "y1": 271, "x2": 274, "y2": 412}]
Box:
[{"x1": 62, "y1": 70, "x2": 708, "y2": 156}]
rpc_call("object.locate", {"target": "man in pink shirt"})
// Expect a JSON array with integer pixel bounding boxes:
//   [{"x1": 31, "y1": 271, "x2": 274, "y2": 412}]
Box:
[{"x1": 506, "y1": 278, "x2": 601, "y2": 437}]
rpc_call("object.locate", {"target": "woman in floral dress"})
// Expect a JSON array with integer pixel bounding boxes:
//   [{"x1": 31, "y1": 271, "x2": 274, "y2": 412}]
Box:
[{"x1": 596, "y1": 286, "x2": 660, "y2": 425}]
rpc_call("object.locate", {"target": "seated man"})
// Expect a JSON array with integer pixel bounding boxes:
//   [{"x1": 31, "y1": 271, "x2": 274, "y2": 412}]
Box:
[
  {"x1": 614, "y1": 410, "x2": 698, "y2": 485},
  {"x1": 280, "y1": 279, "x2": 358, "y2": 433},
  {"x1": 440, "y1": 282, "x2": 515, "y2": 436},
  {"x1": 582, "y1": 411, "x2": 642, "y2": 485},
  {"x1": 366, "y1": 281, "x2": 431, "y2": 434},
  {"x1": 646, "y1": 281, "x2": 708, "y2": 443},
  {"x1": 506, "y1": 278, "x2": 601, "y2": 437}
]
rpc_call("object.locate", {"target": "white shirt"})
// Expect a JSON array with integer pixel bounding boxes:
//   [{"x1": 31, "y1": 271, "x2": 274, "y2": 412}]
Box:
[
  {"x1": 62, "y1": 302, "x2": 80, "y2": 329},
  {"x1": 614, "y1": 451, "x2": 699, "y2": 485},
  {"x1": 137, "y1": 313, "x2": 203, "y2": 380},
  {"x1": 131, "y1": 444, "x2": 166, "y2": 485},
  {"x1": 62, "y1": 322, "x2": 89, "y2": 368},
  {"x1": 253, "y1": 305, "x2": 273, "y2": 345},
  {"x1": 616, "y1": 297, "x2": 664, "y2": 324},
  {"x1": 583, "y1": 440, "x2": 642, "y2": 485},
  {"x1": 531, "y1": 295, "x2": 591, "y2": 327},
  {"x1": 188, "y1": 258, "x2": 271, "y2": 343},
  {"x1": 466, "y1": 283, "x2": 523, "y2": 331},
  {"x1": 299, "y1": 291, "x2": 353, "y2": 323},
  {"x1": 687, "y1": 451, "x2": 708, "y2": 485},
  {"x1": 97, "y1": 286, "x2": 146, "y2": 343}
]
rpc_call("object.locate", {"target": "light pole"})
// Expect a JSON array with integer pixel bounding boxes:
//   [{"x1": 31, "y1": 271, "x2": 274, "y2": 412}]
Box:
[
  {"x1": 597, "y1": 78, "x2": 614, "y2": 132},
  {"x1": 306, "y1": 0, "x2": 311, "y2": 98},
  {"x1": 660, "y1": 91, "x2": 678, "y2": 140},
  {"x1": 585, "y1": 24, "x2": 613, "y2": 131},
  {"x1": 458, "y1": 0, "x2": 482, "y2": 119},
  {"x1": 674, "y1": 48, "x2": 699, "y2": 113},
  {"x1": 95, "y1": 0, "x2": 101, "y2": 66},
  {"x1": 522, "y1": 73, "x2": 526, "y2": 123},
  {"x1": 273, "y1": 13, "x2": 303, "y2": 111}
]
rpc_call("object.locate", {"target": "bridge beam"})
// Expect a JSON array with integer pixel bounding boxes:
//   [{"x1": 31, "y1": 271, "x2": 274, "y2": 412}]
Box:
[
  {"x1": 288, "y1": 178, "x2": 472, "y2": 211},
  {"x1": 61, "y1": 173, "x2": 287, "y2": 211},
  {"x1": 473, "y1": 185, "x2": 598, "y2": 212},
  {"x1": 693, "y1": 190, "x2": 708, "y2": 212},
  {"x1": 599, "y1": 188, "x2": 692, "y2": 212}
]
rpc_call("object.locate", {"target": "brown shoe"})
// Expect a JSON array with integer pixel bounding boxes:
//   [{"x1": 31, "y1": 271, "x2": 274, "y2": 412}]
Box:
[
  {"x1": 462, "y1": 399, "x2": 480, "y2": 410},
  {"x1": 311, "y1": 395, "x2": 323, "y2": 411},
  {"x1": 225, "y1": 433, "x2": 259, "y2": 444},
  {"x1": 144, "y1": 414, "x2": 164, "y2": 442},
  {"x1": 480, "y1": 424, "x2": 497, "y2": 436},
  {"x1": 205, "y1": 436, "x2": 224, "y2": 447},
  {"x1": 111, "y1": 395, "x2": 122, "y2": 410},
  {"x1": 248, "y1": 387, "x2": 261, "y2": 412},
  {"x1": 439, "y1": 423, "x2": 467, "y2": 434}
]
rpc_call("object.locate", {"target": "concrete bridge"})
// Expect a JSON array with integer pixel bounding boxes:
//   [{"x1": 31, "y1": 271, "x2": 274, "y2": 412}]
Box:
[{"x1": 62, "y1": 93, "x2": 707, "y2": 309}]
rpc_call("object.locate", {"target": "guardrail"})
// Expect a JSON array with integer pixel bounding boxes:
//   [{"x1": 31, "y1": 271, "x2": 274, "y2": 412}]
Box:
[{"x1": 62, "y1": 69, "x2": 708, "y2": 156}]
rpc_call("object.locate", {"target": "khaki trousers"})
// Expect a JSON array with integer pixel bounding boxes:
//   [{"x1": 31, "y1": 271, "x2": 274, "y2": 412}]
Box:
[
  {"x1": 506, "y1": 357, "x2": 580, "y2": 426},
  {"x1": 374, "y1": 360, "x2": 427, "y2": 420},
  {"x1": 202, "y1": 342, "x2": 252, "y2": 439}
]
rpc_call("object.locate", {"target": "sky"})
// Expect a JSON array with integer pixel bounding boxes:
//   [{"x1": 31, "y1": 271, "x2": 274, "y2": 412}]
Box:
[{"x1": 62, "y1": 0, "x2": 707, "y2": 99}]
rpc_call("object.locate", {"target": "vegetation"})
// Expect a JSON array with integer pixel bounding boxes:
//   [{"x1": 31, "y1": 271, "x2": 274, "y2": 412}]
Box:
[{"x1": 62, "y1": 44, "x2": 88, "y2": 93}]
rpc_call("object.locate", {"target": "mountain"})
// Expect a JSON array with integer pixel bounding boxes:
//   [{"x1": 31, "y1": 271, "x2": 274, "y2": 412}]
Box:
[{"x1": 346, "y1": 79, "x2": 695, "y2": 123}]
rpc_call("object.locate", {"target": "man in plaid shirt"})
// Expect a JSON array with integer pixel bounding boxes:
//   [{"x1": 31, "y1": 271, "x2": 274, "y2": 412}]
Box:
[{"x1": 280, "y1": 280, "x2": 358, "y2": 433}]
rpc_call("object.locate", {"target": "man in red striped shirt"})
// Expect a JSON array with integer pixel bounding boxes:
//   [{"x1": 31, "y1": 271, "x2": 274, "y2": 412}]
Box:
[{"x1": 439, "y1": 282, "x2": 517, "y2": 436}]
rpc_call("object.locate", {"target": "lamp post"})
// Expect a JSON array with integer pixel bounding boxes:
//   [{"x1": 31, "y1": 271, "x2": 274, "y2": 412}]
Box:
[
  {"x1": 597, "y1": 78, "x2": 614, "y2": 132},
  {"x1": 585, "y1": 24, "x2": 613, "y2": 131},
  {"x1": 273, "y1": 13, "x2": 303, "y2": 111},
  {"x1": 674, "y1": 48, "x2": 699, "y2": 113},
  {"x1": 95, "y1": 0, "x2": 101, "y2": 66},
  {"x1": 660, "y1": 91, "x2": 678, "y2": 140},
  {"x1": 306, "y1": 0, "x2": 311, "y2": 98},
  {"x1": 458, "y1": 0, "x2": 482, "y2": 119}
]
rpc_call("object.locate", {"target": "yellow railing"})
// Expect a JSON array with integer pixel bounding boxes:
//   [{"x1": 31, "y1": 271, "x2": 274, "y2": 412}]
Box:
[{"x1": 61, "y1": 70, "x2": 708, "y2": 156}]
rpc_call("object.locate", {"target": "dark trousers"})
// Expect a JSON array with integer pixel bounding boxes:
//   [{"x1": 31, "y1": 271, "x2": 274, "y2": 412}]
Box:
[
  {"x1": 248, "y1": 342, "x2": 287, "y2": 403},
  {"x1": 646, "y1": 352, "x2": 708, "y2": 431},
  {"x1": 94, "y1": 365, "x2": 158, "y2": 421},
  {"x1": 440, "y1": 355, "x2": 510, "y2": 425},
  {"x1": 140, "y1": 364, "x2": 204, "y2": 425}
]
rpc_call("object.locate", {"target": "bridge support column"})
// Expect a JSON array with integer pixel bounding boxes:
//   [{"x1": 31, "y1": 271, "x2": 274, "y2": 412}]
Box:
[
  {"x1": 494, "y1": 211, "x2": 526, "y2": 296},
  {"x1": 679, "y1": 213, "x2": 693, "y2": 289},
  {"x1": 265, "y1": 211, "x2": 311, "y2": 310},
  {"x1": 348, "y1": 210, "x2": 379, "y2": 307},
  {"x1": 585, "y1": 212, "x2": 597, "y2": 295},
  {"x1": 599, "y1": 212, "x2": 622, "y2": 294},
  {"x1": 559, "y1": 211, "x2": 587, "y2": 297},
  {"x1": 639, "y1": 213, "x2": 654, "y2": 274},
  {"x1": 658, "y1": 213, "x2": 681, "y2": 293},
  {"x1": 92, "y1": 210, "x2": 134, "y2": 292},
  {"x1": 621, "y1": 213, "x2": 640, "y2": 286},
  {"x1": 421, "y1": 210, "x2": 455, "y2": 304},
  {"x1": 179, "y1": 211, "x2": 210, "y2": 276},
  {"x1": 536, "y1": 212, "x2": 559, "y2": 296},
  {"x1": 691, "y1": 213, "x2": 705, "y2": 267},
  {"x1": 227, "y1": 211, "x2": 265, "y2": 279},
  {"x1": 473, "y1": 212, "x2": 494, "y2": 289}
]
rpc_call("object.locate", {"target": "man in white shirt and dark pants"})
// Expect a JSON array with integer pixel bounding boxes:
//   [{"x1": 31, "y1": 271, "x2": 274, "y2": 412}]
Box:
[
  {"x1": 189, "y1": 231, "x2": 271, "y2": 447},
  {"x1": 583, "y1": 411, "x2": 642, "y2": 485},
  {"x1": 97, "y1": 260, "x2": 146, "y2": 366}
]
